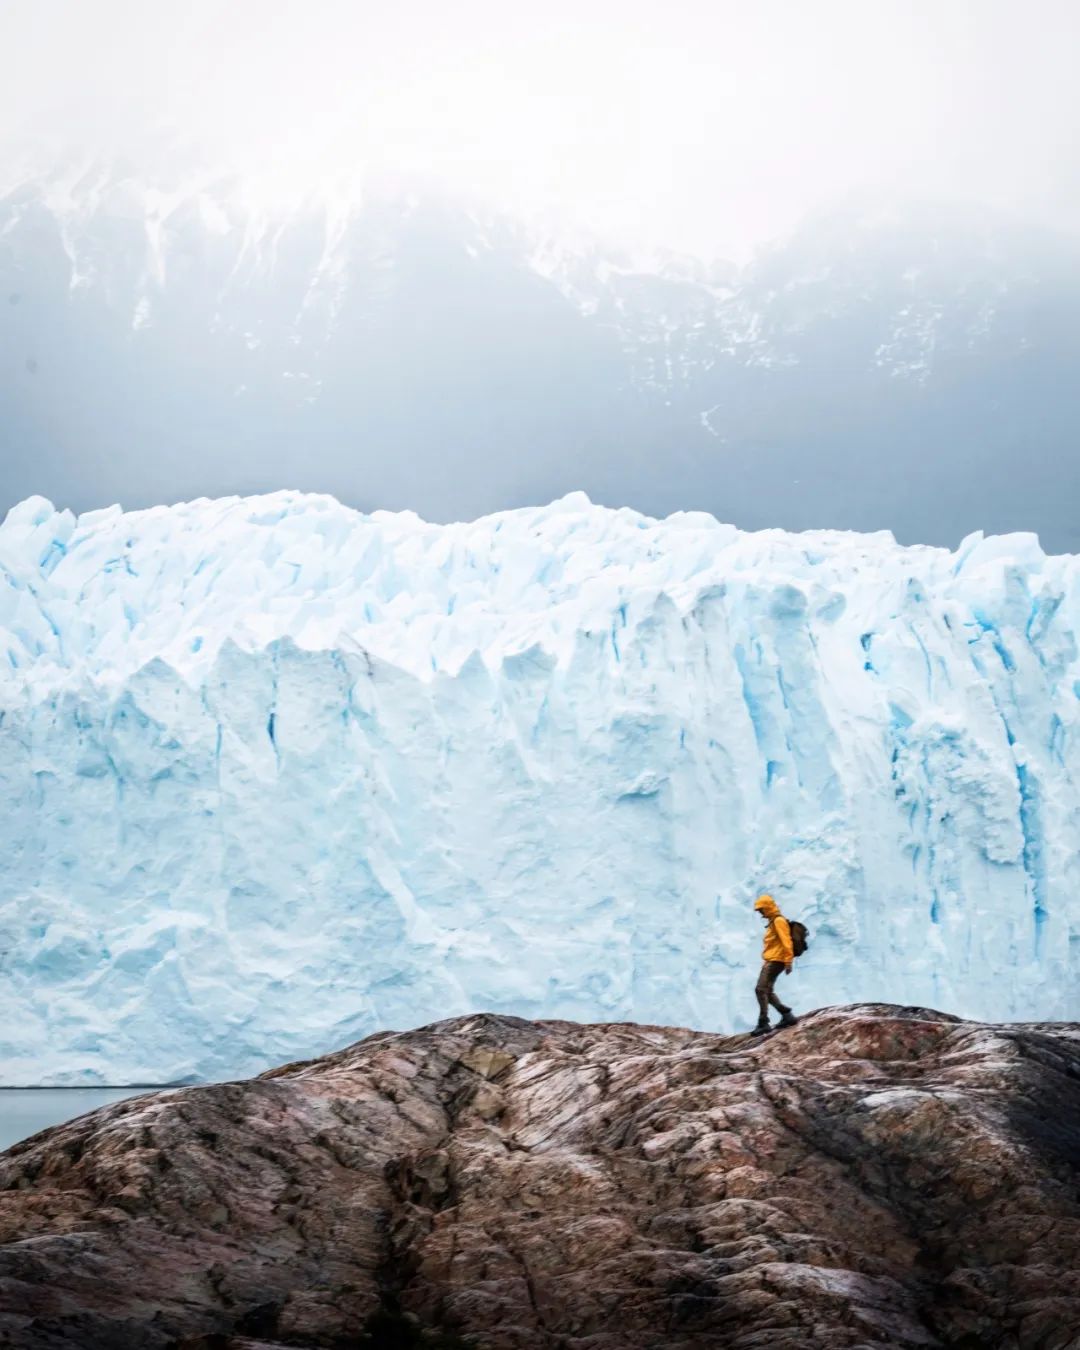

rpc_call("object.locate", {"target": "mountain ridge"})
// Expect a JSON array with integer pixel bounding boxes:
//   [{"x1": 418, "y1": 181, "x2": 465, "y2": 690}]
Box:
[{"x1": 4, "y1": 164, "x2": 1080, "y2": 547}]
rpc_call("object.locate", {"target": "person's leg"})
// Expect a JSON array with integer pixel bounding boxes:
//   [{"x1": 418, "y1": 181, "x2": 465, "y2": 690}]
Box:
[
  {"x1": 754, "y1": 963, "x2": 773, "y2": 1025},
  {"x1": 766, "y1": 961, "x2": 791, "y2": 1016}
]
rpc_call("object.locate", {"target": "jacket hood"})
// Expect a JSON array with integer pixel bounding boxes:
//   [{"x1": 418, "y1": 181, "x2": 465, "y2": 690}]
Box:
[{"x1": 754, "y1": 895, "x2": 780, "y2": 918}]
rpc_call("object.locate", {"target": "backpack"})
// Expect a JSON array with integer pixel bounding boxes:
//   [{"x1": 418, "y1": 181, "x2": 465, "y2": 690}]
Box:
[{"x1": 788, "y1": 920, "x2": 809, "y2": 958}]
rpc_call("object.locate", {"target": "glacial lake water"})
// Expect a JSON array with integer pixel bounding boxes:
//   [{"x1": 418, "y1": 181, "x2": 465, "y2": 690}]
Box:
[{"x1": 0, "y1": 1088, "x2": 161, "y2": 1151}]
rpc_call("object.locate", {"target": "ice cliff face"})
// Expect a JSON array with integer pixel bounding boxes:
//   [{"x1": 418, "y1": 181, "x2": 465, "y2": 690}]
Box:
[{"x1": 1, "y1": 492, "x2": 1078, "y2": 1082}]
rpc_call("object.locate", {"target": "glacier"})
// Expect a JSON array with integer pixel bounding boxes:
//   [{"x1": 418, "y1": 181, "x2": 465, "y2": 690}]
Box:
[{"x1": 0, "y1": 490, "x2": 1078, "y2": 1084}]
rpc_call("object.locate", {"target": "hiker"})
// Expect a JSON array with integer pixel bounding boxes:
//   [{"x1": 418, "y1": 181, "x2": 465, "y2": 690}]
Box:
[{"x1": 752, "y1": 894, "x2": 798, "y2": 1035}]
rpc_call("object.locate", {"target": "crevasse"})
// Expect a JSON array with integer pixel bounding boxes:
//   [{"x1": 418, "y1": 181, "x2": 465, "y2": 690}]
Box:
[{"x1": 0, "y1": 491, "x2": 1077, "y2": 1083}]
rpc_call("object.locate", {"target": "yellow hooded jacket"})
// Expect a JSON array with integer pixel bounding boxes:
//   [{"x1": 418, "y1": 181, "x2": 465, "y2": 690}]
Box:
[{"x1": 754, "y1": 895, "x2": 794, "y2": 964}]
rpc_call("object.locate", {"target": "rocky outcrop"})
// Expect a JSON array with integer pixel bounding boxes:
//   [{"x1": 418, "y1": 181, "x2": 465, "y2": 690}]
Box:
[{"x1": 1, "y1": 1005, "x2": 1078, "y2": 1349}]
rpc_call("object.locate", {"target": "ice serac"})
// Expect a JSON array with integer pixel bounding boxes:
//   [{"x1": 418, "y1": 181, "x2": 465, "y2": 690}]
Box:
[{"x1": 0, "y1": 491, "x2": 1078, "y2": 1083}]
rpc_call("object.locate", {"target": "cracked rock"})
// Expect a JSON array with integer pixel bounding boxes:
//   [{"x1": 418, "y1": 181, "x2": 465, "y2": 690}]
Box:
[{"x1": 1, "y1": 1005, "x2": 1078, "y2": 1348}]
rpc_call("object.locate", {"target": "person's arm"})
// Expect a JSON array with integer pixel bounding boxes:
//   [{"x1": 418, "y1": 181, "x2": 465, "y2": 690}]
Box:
[{"x1": 775, "y1": 915, "x2": 794, "y2": 971}]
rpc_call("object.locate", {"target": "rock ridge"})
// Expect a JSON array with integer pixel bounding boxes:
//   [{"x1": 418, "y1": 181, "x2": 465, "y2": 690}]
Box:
[{"x1": 1, "y1": 1004, "x2": 1079, "y2": 1348}]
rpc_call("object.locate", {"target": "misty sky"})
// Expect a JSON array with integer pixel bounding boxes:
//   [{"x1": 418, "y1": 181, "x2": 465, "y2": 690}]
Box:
[
  {"x1": 2, "y1": 0, "x2": 1080, "y2": 549},
  {"x1": 3, "y1": 0, "x2": 1079, "y2": 259}
]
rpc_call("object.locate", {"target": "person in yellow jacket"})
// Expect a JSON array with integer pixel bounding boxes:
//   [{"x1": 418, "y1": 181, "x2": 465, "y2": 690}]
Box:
[{"x1": 752, "y1": 894, "x2": 797, "y2": 1034}]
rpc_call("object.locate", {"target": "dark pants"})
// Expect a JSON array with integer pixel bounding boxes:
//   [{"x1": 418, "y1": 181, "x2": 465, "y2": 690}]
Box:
[{"x1": 755, "y1": 961, "x2": 791, "y2": 1022}]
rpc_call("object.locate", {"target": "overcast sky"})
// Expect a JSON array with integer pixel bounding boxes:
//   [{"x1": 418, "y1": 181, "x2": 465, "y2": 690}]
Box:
[{"x1": 2, "y1": 0, "x2": 1079, "y2": 258}]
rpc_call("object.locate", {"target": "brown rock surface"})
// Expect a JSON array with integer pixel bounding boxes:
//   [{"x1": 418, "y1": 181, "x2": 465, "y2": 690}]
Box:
[{"x1": 1, "y1": 1004, "x2": 1079, "y2": 1349}]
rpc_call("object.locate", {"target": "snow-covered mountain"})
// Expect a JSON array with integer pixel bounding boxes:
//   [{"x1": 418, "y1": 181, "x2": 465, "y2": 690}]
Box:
[
  {"x1": 1, "y1": 491, "x2": 1077, "y2": 1083},
  {"x1": 4, "y1": 163, "x2": 1080, "y2": 547}
]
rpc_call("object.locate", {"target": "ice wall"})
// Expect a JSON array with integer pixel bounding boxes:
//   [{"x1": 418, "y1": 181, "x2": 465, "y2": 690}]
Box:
[{"x1": 1, "y1": 491, "x2": 1078, "y2": 1083}]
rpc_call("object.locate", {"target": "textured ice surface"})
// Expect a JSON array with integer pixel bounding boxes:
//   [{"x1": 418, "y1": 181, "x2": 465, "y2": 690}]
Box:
[{"x1": 1, "y1": 491, "x2": 1078, "y2": 1083}]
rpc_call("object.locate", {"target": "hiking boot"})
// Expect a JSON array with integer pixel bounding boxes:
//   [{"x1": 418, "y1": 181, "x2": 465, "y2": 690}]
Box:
[
  {"x1": 778, "y1": 1011, "x2": 798, "y2": 1027},
  {"x1": 750, "y1": 1021, "x2": 772, "y2": 1036}
]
